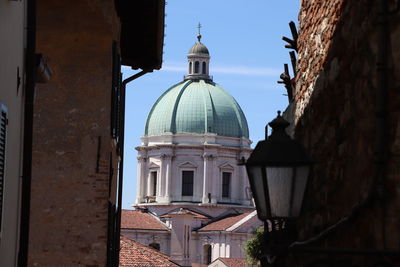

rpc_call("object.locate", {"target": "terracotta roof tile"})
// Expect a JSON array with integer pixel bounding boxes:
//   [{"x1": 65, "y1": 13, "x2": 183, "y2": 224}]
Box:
[
  {"x1": 197, "y1": 213, "x2": 250, "y2": 232},
  {"x1": 120, "y1": 235, "x2": 180, "y2": 266},
  {"x1": 191, "y1": 263, "x2": 207, "y2": 267},
  {"x1": 121, "y1": 209, "x2": 168, "y2": 231},
  {"x1": 218, "y1": 257, "x2": 247, "y2": 267}
]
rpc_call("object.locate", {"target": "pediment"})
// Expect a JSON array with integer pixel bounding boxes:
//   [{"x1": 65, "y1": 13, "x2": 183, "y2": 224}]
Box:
[
  {"x1": 148, "y1": 162, "x2": 160, "y2": 168},
  {"x1": 178, "y1": 161, "x2": 198, "y2": 168},
  {"x1": 218, "y1": 162, "x2": 235, "y2": 170}
]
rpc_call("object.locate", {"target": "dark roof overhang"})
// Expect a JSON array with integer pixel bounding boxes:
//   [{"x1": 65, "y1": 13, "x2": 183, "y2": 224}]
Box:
[{"x1": 115, "y1": 0, "x2": 165, "y2": 70}]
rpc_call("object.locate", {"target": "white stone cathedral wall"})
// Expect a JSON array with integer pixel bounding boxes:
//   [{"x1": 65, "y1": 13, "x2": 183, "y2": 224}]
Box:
[{"x1": 138, "y1": 144, "x2": 252, "y2": 206}]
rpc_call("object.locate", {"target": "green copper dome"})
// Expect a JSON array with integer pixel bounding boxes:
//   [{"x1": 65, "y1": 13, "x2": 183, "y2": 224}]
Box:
[{"x1": 145, "y1": 79, "x2": 249, "y2": 138}]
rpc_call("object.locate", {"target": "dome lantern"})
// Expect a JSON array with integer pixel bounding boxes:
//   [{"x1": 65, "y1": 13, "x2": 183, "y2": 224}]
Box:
[{"x1": 185, "y1": 23, "x2": 211, "y2": 80}]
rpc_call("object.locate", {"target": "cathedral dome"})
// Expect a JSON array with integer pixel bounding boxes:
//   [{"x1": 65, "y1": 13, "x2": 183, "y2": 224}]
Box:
[{"x1": 145, "y1": 79, "x2": 249, "y2": 139}]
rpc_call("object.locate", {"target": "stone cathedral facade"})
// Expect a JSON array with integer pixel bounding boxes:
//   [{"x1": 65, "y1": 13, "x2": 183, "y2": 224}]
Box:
[{"x1": 122, "y1": 34, "x2": 262, "y2": 266}]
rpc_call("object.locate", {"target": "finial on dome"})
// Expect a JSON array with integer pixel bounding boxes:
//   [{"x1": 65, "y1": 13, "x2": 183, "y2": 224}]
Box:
[{"x1": 197, "y1": 22, "x2": 202, "y2": 42}]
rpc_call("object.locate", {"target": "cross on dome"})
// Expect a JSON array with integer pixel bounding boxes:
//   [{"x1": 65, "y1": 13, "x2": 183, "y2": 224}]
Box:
[{"x1": 197, "y1": 22, "x2": 202, "y2": 42}]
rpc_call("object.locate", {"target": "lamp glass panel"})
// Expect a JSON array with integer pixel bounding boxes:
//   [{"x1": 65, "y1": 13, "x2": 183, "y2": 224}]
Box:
[
  {"x1": 265, "y1": 167, "x2": 293, "y2": 218},
  {"x1": 291, "y1": 166, "x2": 309, "y2": 217},
  {"x1": 247, "y1": 166, "x2": 268, "y2": 220}
]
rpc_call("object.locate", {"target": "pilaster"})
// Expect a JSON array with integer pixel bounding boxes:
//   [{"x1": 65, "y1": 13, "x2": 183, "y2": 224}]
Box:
[
  {"x1": 136, "y1": 155, "x2": 147, "y2": 204},
  {"x1": 202, "y1": 153, "x2": 213, "y2": 203}
]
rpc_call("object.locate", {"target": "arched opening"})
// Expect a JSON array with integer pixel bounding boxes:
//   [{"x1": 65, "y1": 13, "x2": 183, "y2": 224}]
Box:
[
  {"x1": 189, "y1": 61, "x2": 192, "y2": 74},
  {"x1": 194, "y1": 61, "x2": 199, "y2": 73},
  {"x1": 202, "y1": 62, "x2": 206, "y2": 74},
  {"x1": 149, "y1": 243, "x2": 160, "y2": 251},
  {"x1": 203, "y1": 244, "x2": 212, "y2": 264}
]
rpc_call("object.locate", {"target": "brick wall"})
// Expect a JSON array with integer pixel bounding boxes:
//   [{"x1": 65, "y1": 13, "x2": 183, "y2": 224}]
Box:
[
  {"x1": 29, "y1": 1, "x2": 120, "y2": 266},
  {"x1": 285, "y1": 0, "x2": 400, "y2": 265}
]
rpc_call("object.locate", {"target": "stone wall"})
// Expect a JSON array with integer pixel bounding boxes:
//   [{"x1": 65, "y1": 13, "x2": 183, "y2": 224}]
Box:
[
  {"x1": 285, "y1": 0, "x2": 400, "y2": 265},
  {"x1": 29, "y1": 1, "x2": 120, "y2": 266}
]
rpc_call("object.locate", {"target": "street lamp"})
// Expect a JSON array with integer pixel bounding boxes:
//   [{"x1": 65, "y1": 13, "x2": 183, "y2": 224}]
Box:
[
  {"x1": 245, "y1": 111, "x2": 312, "y2": 263},
  {"x1": 246, "y1": 112, "x2": 400, "y2": 265},
  {"x1": 246, "y1": 111, "x2": 312, "y2": 221}
]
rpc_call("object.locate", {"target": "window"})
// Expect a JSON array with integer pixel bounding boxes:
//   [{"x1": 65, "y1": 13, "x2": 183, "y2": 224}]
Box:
[
  {"x1": 149, "y1": 243, "x2": 160, "y2": 250},
  {"x1": 189, "y1": 62, "x2": 192, "y2": 74},
  {"x1": 222, "y1": 172, "x2": 231, "y2": 198},
  {"x1": 0, "y1": 102, "x2": 7, "y2": 233},
  {"x1": 204, "y1": 244, "x2": 212, "y2": 264},
  {"x1": 182, "y1": 171, "x2": 194, "y2": 196},
  {"x1": 194, "y1": 61, "x2": 199, "y2": 73},
  {"x1": 151, "y1": 171, "x2": 157, "y2": 196},
  {"x1": 202, "y1": 62, "x2": 206, "y2": 74}
]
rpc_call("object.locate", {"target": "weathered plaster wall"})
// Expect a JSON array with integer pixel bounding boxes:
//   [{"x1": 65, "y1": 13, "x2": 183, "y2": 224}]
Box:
[
  {"x1": 29, "y1": 1, "x2": 120, "y2": 266},
  {"x1": 286, "y1": 0, "x2": 400, "y2": 265}
]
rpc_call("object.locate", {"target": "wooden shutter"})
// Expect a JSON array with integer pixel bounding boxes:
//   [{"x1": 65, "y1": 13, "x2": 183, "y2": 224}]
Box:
[{"x1": 0, "y1": 103, "x2": 7, "y2": 232}]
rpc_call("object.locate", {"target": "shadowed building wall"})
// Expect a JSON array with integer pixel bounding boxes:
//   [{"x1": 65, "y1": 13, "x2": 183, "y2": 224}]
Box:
[
  {"x1": 27, "y1": 0, "x2": 165, "y2": 266},
  {"x1": 29, "y1": 1, "x2": 120, "y2": 265},
  {"x1": 284, "y1": 0, "x2": 400, "y2": 265}
]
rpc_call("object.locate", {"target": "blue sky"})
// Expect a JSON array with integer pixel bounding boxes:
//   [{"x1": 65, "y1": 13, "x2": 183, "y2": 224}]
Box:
[{"x1": 122, "y1": 0, "x2": 299, "y2": 209}]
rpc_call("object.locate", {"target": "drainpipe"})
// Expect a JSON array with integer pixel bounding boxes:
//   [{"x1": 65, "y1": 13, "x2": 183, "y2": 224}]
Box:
[
  {"x1": 375, "y1": 0, "x2": 389, "y2": 248},
  {"x1": 114, "y1": 69, "x2": 151, "y2": 266},
  {"x1": 18, "y1": 0, "x2": 36, "y2": 266}
]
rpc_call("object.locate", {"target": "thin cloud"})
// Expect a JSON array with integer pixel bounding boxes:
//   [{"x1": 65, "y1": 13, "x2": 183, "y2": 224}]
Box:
[
  {"x1": 213, "y1": 66, "x2": 280, "y2": 76},
  {"x1": 161, "y1": 64, "x2": 281, "y2": 77},
  {"x1": 161, "y1": 65, "x2": 187, "y2": 72}
]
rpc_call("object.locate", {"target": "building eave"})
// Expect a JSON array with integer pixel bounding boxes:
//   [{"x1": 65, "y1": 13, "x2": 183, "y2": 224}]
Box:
[{"x1": 115, "y1": 0, "x2": 165, "y2": 70}]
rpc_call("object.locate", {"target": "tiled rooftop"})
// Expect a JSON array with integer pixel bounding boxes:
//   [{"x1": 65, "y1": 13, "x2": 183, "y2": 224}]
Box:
[
  {"x1": 218, "y1": 257, "x2": 247, "y2": 267},
  {"x1": 197, "y1": 213, "x2": 250, "y2": 232},
  {"x1": 121, "y1": 209, "x2": 168, "y2": 231},
  {"x1": 120, "y1": 235, "x2": 179, "y2": 267},
  {"x1": 191, "y1": 263, "x2": 207, "y2": 267}
]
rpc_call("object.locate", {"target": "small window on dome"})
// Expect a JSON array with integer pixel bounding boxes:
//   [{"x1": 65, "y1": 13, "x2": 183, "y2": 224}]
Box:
[
  {"x1": 189, "y1": 62, "x2": 192, "y2": 74},
  {"x1": 202, "y1": 62, "x2": 206, "y2": 74},
  {"x1": 195, "y1": 61, "x2": 199, "y2": 73}
]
